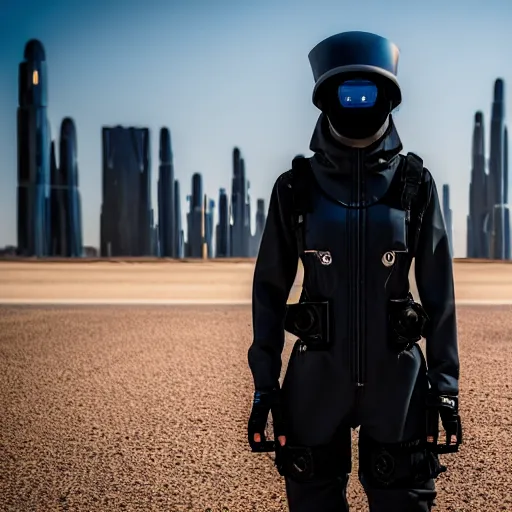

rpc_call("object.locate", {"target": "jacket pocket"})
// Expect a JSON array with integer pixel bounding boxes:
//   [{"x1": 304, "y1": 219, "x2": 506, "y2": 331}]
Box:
[{"x1": 301, "y1": 249, "x2": 339, "y2": 297}]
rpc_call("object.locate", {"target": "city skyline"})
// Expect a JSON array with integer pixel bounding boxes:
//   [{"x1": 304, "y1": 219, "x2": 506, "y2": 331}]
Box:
[
  {"x1": 9, "y1": 38, "x2": 512, "y2": 259},
  {"x1": 2, "y1": 0, "x2": 512, "y2": 257},
  {"x1": 13, "y1": 34, "x2": 267, "y2": 259}
]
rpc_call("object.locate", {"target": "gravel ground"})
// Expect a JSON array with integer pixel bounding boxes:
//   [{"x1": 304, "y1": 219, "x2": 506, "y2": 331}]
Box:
[{"x1": 0, "y1": 305, "x2": 511, "y2": 512}]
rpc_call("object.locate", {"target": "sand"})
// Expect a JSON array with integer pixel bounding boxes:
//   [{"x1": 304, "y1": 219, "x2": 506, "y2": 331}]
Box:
[
  {"x1": 0, "y1": 261, "x2": 511, "y2": 511},
  {"x1": 1, "y1": 259, "x2": 512, "y2": 302}
]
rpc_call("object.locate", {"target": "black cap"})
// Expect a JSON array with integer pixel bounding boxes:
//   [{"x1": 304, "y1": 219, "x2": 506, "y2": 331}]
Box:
[{"x1": 308, "y1": 31, "x2": 401, "y2": 109}]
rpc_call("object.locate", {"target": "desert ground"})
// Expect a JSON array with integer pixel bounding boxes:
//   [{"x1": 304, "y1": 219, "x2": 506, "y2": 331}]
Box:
[
  {"x1": 1, "y1": 258, "x2": 512, "y2": 303},
  {"x1": 0, "y1": 260, "x2": 511, "y2": 512}
]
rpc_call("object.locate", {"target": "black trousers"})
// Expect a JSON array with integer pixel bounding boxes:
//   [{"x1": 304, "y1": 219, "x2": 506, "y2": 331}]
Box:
[{"x1": 284, "y1": 427, "x2": 437, "y2": 512}]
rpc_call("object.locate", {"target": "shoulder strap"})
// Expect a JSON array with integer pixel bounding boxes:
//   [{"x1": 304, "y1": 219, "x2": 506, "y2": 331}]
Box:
[
  {"x1": 401, "y1": 152, "x2": 423, "y2": 218},
  {"x1": 401, "y1": 152, "x2": 425, "y2": 254},
  {"x1": 289, "y1": 156, "x2": 314, "y2": 255}
]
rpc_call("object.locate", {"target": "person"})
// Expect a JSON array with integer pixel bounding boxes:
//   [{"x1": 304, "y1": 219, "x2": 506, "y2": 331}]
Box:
[{"x1": 247, "y1": 31, "x2": 462, "y2": 512}]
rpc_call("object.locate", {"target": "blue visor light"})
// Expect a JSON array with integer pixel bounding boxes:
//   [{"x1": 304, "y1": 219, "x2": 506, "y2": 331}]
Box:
[{"x1": 338, "y1": 79, "x2": 378, "y2": 108}]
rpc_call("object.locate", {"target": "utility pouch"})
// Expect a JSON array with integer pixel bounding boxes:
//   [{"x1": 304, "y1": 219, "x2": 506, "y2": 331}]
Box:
[
  {"x1": 275, "y1": 442, "x2": 350, "y2": 482},
  {"x1": 284, "y1": 301, "x2": 330, "y2": 350},
  {"x1": 388, "y1": 293, "x2": 429, "y2": 352},
  {"x1": 275, "y1": 445, "x2": 315, "y2": 482}
]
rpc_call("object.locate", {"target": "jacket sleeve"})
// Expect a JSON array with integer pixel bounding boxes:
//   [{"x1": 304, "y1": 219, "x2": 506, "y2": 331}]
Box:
[
  {"x1": 248, "y1": 173, "x2": 299, "y2": 391},
  {"x1": 414, "y1": 171, "x2": 460, "y2": 396}
]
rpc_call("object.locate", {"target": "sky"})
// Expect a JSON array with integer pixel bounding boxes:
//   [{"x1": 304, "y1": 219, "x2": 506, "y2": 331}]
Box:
[{"x1": 1, "y1": 0, "x2": 512, "y2": 258}]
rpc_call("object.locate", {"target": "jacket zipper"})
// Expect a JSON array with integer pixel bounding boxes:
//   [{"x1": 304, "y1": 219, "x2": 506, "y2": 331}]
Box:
[{"x1": 356, "y1": 148, "x2": 366, "y2": 387}]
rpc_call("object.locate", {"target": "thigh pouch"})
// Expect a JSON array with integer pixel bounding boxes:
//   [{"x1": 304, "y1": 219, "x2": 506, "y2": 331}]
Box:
[
  {"x1": 359, "y1": 435, "x2": 446, "y2": 489},
  {"x1": 275, "y1": 443, "x2": 351, "y2": 483}
]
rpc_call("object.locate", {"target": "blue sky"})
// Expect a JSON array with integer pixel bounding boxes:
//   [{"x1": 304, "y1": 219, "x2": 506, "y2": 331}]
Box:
[{"x1": 0, "y1": 0, "x2": 511, "y2": 257}]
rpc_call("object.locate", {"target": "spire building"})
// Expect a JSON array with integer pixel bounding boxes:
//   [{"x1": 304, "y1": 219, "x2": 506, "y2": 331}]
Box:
[
  {"x1": 467, "y1": 79, "x2": 510, "y2": 259},
  {"x1": 17, "y1": 39, "x2": 51, "y2": 256}
]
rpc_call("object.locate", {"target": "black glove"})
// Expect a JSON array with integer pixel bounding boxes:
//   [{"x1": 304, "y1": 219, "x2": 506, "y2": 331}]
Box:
[
  {"x1": 248, "y1": 387, "x2": 286, "y2": 452},
  {"x1": 426, "y1": 393, "x2": 462, "y2": 453}
]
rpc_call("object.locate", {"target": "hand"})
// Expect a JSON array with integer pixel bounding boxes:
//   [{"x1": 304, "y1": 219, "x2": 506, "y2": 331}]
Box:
[
  {"x1": 426, "y1": 394, "x2": 462, "y2": 450},
  {"x1": 248, "y1": 388, "x2": 287, "y2": 451}
]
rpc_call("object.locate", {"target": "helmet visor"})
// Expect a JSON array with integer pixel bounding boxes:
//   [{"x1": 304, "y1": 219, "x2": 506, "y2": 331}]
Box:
[{"x1": 338, "y1": 79, "x2": 378, "y2": 108}]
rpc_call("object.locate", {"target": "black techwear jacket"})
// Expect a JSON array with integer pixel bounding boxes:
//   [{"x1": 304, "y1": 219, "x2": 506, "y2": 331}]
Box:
[{"x1": 248, "y1": 115, "x2": 459, "y2": 414}]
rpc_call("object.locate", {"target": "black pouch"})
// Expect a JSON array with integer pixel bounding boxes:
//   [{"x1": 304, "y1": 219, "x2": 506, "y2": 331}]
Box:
[
  {"x1": 388, "y1": 293, "x2": 429, "y2": 352},
  {"x1": 275, "y1": 442, "x2": 350, "y2": 482},
  {"x1": 284, "y1": 301, "x2": 330, "y2": 350},
  {"x1": 275, "y1": 445, "x2": 315, "y2": 482}
]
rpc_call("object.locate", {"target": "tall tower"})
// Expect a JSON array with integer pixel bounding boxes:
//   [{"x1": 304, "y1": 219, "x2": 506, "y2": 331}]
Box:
[
  {"x1": 174, "y1": 180, "x2": 184, "y2": 258},
  {"x1": 157, "y1": 127, "x2": 176, "y2": 257},
  {"x1": 49, "y1": 140, "x2": 63, "y2": 256},
  {"x1": 487, "y1": 78, "x2": 506, "y2": 259},
  {"x1": 205, "y1": 198, "x2": 215, "y2": 258},
  {"x1": 467, "y1": 112, "x2": 488, "y2": 258},
  {"x1": 246, "y1": 177, "x2": 252, "y2": 255},
  {"x1": 17, "y1": 39, "x2": 51, "y2": 256},
  {"x1": 231, "y1": 147, "x2": 250, "y2": 256},
  {"x1": 100, "y1": 126, "x2": 151, "y2": 256},
  {"x1": 216, "y1": 188, "x2": 230, "y2": 257},
  {"x1": 51, "y1": 117, "x2": 83, "y2": 257},
  {"x1": 442, "y1": 184, "x2": 453, "y2": 256},
  {"x1": 186, "y1": 173, "x2": 203, "y2": 257},
  {"x1": 504, "y1": 127, "x2": 510, "y2": 259},
  {"x1": 252, "y1": 198, "x2": 266, "y2": 256}
]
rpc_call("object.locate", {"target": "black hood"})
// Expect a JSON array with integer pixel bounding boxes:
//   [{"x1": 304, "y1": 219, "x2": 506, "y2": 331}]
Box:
[
  {"x1": 308, "y1": 113, "x2": 404, "y2": 206},
  {"x1": 309, "y1": 113, "x2": 403, "y2": 173}
]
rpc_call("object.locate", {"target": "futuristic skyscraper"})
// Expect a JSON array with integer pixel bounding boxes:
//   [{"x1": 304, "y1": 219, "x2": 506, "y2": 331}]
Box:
[
  {"x1": 467, "y1": 112, "x2": 488, "y2": 258},
  {"x1": 157, "y1": 127, "x2": 176, "y2": 257},
  {"x1": 504, "y1": 127, "x2": 510, "y2": 259},
  {"x1": 185, "y1": 173, "x2": 204, "y2": 257},
  {"x1": 17, "y1": 39, "x2": 51, "y2": 256},
  {"x1": 216, "y1": 188, "x2": 230, "y2": 257},
  {"x1": 205, "y1": 198, "x2": 215, "y2": 258},
  {"x1": 49, "y1": 118, "x2": 83, "y2": 257},
  {"x1": 174, "y1": 180, "x2": 184, "y2": 258},
  {"x1": 230, "y1": 147, "x2": 250, "y2": 257},
  {"x1": 49, "y1": 140, "x2": 62, "y2": 255},
  {"x1": 100, "y1": 126, "x2": 152, "y2": 256},
  {"x1": 442, "y1": 184, "x2": 453, "y2": 256},
  {"x1": 487, "y1": 79, "x2": 508, "y2": 259},
  {"x1": 251, "y1": 198, "x2": 266, "y2": 256}
]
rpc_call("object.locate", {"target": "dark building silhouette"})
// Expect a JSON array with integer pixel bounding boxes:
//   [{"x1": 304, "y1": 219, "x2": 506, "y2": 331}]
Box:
[
  {"x1": 174, "y1": 180, "x2": 184, "y2": 258},
  {"x1": 185, "y1": 173, "x2": 204, "y2": 257},
  {"x1": 205, "y1": 198, "x2": 215, "y2": 258},
  {"x1": 251, "y1": 198, "x2": 266, "y2": 256},
  {"x1": 504, "y1": 127, "x2": 511, "y2": 259},
  {"x1": 467, "y1": 80, "x2": 510, "y2": 259},
  {"x1": 467, "y1": 112, "x2": 488, "y2": 258},
  {"x1": 230, "y1": 147, "x2": 250, "y2": 257},
  {"x1": 487, "y1": 79, "x2": 508, "y2": 259},
  {"x1": 144, "y1": 142, "x2": 269, "y2": 259},
  {"x1": 17, "y1": 39, "x2": 51, "y2": 256},
  {"x1": 100, "y1": 126, "x2": 152, "y2": 256},
  {"x1": 216, "y1": 188, "x2": 230, "y2": 257},
  {"x1": 157, "y1": 127, "x2": 176, "y2": 257},
  {"x1": 442, "y1": 184, "x2": 453, "y2": 256},
  {"x1": 51, "y1": 117, "x2": 82, "y2": 257},
  {"x1": 49, "y1": 140, "x2": 63, "y2": 255}
]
